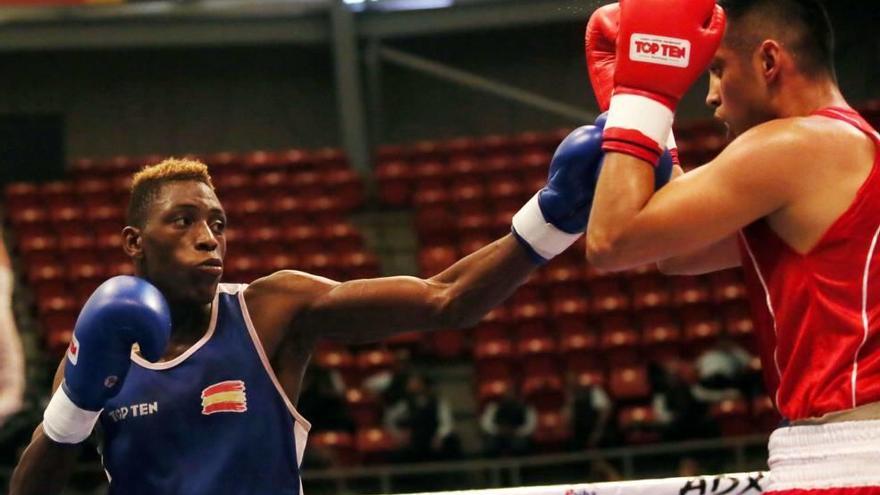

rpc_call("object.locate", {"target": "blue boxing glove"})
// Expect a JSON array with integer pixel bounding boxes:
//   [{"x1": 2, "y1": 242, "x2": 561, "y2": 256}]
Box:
[
  {"x1": 43, "y1": 276, "x2": 171, "y2": 444},
  {"x1": 512, "y1": 113, "x2": 673, "y2": 263}
]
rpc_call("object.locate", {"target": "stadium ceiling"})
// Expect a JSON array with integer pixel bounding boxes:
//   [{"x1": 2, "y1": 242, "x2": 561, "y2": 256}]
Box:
[{"x1": 0, "y1": 0, "x2": 591, "y2": 51}]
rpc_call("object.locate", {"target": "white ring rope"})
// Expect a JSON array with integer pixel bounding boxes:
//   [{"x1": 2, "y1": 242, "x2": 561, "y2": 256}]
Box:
[{"x1": 378, "y1": 472, "x2": 769, "y2": 495}]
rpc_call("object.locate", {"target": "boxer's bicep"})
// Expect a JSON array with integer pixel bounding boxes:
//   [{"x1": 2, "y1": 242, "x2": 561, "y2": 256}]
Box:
[
  {"x1": 304, "y1": 275, "x2": 452, "y2": 343},
  {"x1": 296, "y1": 236, "x2": 533, "y2": 343},
  {"x1": 588, "y1": 123, "x2": 800, "y2": 270}
]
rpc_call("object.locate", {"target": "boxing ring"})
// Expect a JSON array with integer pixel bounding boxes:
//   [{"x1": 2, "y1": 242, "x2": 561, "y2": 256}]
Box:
[{"x1": 380, "y1": 472, "x2": 768, "y2": 495}]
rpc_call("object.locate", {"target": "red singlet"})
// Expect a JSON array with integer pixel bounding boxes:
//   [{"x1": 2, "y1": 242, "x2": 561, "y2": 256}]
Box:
[{"x1": 738, "y1": 106, "x2": 880, "y2": 421}]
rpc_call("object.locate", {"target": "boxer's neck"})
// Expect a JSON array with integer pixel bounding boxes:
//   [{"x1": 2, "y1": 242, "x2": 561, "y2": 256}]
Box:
[
  {"x1": 773, "y1": 75, "x2": 846, "y2": 120},
  {"x1": 168, "y1": 302, "x2": 212, "y2": 344}
]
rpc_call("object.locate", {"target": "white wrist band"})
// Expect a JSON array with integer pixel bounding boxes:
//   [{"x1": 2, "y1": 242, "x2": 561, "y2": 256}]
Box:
[
  {"x1": 512, "y1": 193, "x2": 583, "y2": 260},
  {"x1": 606, "y1": 93, "x2": 675, "y2": 150},
  {"x1": 43, "y1": 384, "x2": 101, "y2": 444}
]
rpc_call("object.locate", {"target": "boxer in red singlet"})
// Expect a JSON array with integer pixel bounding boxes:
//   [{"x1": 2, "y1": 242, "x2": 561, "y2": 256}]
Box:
[{"x1": 584, "y1": 0, "x2": 880, "y2": 492}]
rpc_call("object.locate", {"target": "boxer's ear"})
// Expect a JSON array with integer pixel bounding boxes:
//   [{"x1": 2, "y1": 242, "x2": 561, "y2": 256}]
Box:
[
  {"x1": 758, "y1": 39, "x2": 782, "y2": 83},
  {"x1": 123, "y1": 226, "x2": 143, "y2": 260}
]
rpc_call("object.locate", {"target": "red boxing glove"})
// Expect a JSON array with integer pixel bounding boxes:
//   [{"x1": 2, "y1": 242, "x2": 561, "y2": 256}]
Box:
[
  {"x1": 585, "y1": 3, "x2": 620, "y2": 112},
  {"x1": 602, "y1": 0, "x2": 725, "y2": 166}
]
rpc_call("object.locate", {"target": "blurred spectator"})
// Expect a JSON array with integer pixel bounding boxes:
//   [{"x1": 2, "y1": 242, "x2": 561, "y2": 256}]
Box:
[
  {"x1": 297, "y1": 366, "x2": 354, "y2": 433},
  {"x1": 563, "y1": 373, "x2": 613, "y2": 451},
  {"x1": 290, "y1": 366, "x2": 353, "y2": 468},
  {"x1": 0, "y1": 227, "x2": 24, "y2": 428},
  {"x1": 480, "y1": 388, "x2": 536, "y2": 457},
  {"x1": 693, "y1": 337, "x2": 754, "y2": 403},
  {"x1": 385, "y1": 373, "x2": 460, "y2": 462},
  {"x1": 364, "y1": 349, "x2": 412, "y2": 407},
  {"x1": 649, "y1": 362, "x2": 718, "y2": 442}
]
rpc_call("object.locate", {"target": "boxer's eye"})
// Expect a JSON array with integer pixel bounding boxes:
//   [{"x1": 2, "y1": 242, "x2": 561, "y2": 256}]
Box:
[{"x1": 173, "y1": 216, "x2": 193, "y2": 228}]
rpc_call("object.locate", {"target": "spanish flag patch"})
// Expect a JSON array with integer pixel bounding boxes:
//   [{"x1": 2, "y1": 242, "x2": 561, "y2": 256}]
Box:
[{"x1": 201, "y1": 380, "x2": 247, "y2": 415}]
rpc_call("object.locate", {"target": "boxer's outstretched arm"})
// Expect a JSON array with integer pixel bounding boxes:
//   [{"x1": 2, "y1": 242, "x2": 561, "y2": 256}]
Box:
[
  {"x1": 10, "y1": 361, "x2": 81, "y2": 495},
  {"x1": 253, "y1": 234, "x2": 534, "y2": 346},
  {"x1": 587, "y1": 120, "x2": 804, "y2": 271}
]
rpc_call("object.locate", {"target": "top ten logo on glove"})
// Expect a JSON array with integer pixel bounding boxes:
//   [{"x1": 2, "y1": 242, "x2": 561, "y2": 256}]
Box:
[{"x1": 630, "y1": 34, "x2": 691, "y2": 68}]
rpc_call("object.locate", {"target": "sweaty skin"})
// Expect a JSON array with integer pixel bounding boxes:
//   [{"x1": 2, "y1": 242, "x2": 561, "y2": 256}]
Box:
[
  {"x1": 12, "y1": 180, "x2": 536, "y2": 494},
  {"x1": 586, "y1": 20, "x2": 877, "y2": 425}
]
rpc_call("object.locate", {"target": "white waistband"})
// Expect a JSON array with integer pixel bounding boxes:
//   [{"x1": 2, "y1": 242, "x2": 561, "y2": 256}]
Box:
[{"x1": 767, "y1": 419, "x2": 880, "y2": 491}]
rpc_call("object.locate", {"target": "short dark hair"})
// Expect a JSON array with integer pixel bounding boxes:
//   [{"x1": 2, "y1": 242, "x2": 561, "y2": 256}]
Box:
[
  {"x1": 127, "y1": 158, "x2": 214, "y2": 228},
  {"x1": 718, "y1": 0, "x2": 836, "y2": 79}
]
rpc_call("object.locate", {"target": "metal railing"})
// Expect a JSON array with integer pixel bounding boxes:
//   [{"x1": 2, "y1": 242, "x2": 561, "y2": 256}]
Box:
[{"x1": 302, "y1": 435, "x2": 769, "y2": 495}]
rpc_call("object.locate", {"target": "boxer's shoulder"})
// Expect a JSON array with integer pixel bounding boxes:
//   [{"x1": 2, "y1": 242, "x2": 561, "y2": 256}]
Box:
[
  {"x1": 240, "y1": 270, "x2": 337, "y2": 349},
  {"x1": 245, "y1": 270, "x2": 337, "y2": 317},
  {"x1": 721, "y1": 116, "x2": 866, "y2": 170}
]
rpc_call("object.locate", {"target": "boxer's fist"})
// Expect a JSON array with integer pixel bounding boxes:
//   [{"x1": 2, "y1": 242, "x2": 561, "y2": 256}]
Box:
[
  {"x1": 513, "y1": 116, "x2": 607, "y2": 263},
  {"x1": 586, "y1": 3, "x2": 682, "y2": 168},
  {"x1": 585, "y1": 3, "x2": 620, "y2": 112},
  {"x1": 603, "y1": 0, "x2": 725, "y2": 165},
  {"x1": 615, "y1": 0, "x2": 725, "y2": 108},
  {"x1": 43, "y1": 276, "x2": 171, "y2": 443}
]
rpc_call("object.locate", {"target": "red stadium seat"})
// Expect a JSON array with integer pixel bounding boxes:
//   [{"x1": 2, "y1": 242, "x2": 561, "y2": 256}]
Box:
[
  {"x1": 4, "y1": 182, "x2": 40, "y2": 210},
  {"x1": 84, "y1": 202, "x2": 125, "y2": 225},
  {"x1": 711, "y1": 269, "x2": 748, "y2": 303},
  {"x1": 483, "y1": 154, "x2": 517, "y2": 174},
  {"x1": 522, "y1": 371, "x2": 565, "y2": 410},
  {"x1": 641, "y1": 310, "x2": 682, "y2": 362},
  {"x1": 41, "y1": 181, "x2": 77, "y2": 210},
  {"x1": 608, "y1": 365, "x2": 651, "y2": 402},
  {"x1": 543, "y1": 260, "x2": 587, "y2": 287},
  {"x1": 671, "y1": 276, "x2": 712, "y2": 307},
  {"x1": 590, "y1": 279, "x2": 630, "y2": 314},
  {"x1": 339, "y1": 251, "x2": 380, "y2": 279},
  {"x1": 533, "y1": 409, "x2": 570, "y2": 452},
  {"x1": 375, "y1": 144, "x2": 409, "y2": 163},
  {"x1": 630, "y1": 274, "x2": 672, "y2": 311},
  {"x1": 617, "y1": 405, "x2": 662, "y2": 444},
  {"x1": 711, "y1": 398, "x2": 751, "y2": 437},
  {"x1": 18, "y1": 230, "x2": 58, "y2": 255},
  {"x1": 558, "y1": 317, "x2": 599, "y2": 355},
  {"x1": 442, "y1": 137, "x2": 480, "y2": 156},
  {"x1": 459, "y1": 233, "x2": 493, "y2": 257},
  {"x1": 325, "y1": 169, "x2": 364, "y2": 210},
  {"x1": 477, "y1": 377, "x2": 515, "y2": 407},
  {"x1": 455, "y1": 212, "x2": 492, "y2": 236},
  {"x1": 41, "y1": 309, "x2": 77, "y2": 356},
  {"x1": 8, "y1": 205, "x2": 48, "y2": 227},
  {"x1": 28, "y1": 262, "x2": 66, "y2": 285},
  {"x1": 477, "y1": 135, "x2": 515, "y2": 155},
  {"x1": 280, "y1": 224, "x2": 323, "y2": 254},
  {"x1": 376, "y1": 160, "x2": 414, "y2": 206},
  {"x1": 431, "y1": 329, "x2": 466, "y2": 359},
  {"x1": 213, "y1": 171, "x2": 253, "y2": 194},
  {"x1": 599, "y1": 314, "x2": 641, "y2": 366},
  {"x1": 252, "y1": 170, "x2": 289, "y2": 198},
  {"x1": 347, "y1": 390, "x2": 383, "y2": 428},
  {"x1": 356, "y1": 348, "x2": 395, "y2": 377},
  {"x1": 355, "y1": 428, "x2": 398, "y2": 464},
  {"x1": 416, "y1": 206, "x2": 456, "y2": 245},
  {"x1": 242, "y1": 150, "x2": 284, "y2": 171},
  {"x1": 313, "y1": 344, "x2": 356, "y2": 384},
  {"x1": 682, "y1": 305, "x2": 723, "y2": 355},
  {"x1": 516, "y1": 321, "x2": 556, "y2": 357},
  {"x1": 448, "y1": 155, "x2": 481, "y2": 178},
  {"x1": 309, "y1": 431, "x2": 357, "y2": 466},
  {"x1": 722, "y1": 300, "x2": 755, "y2": 338},
  {"x1": 418, "y1": 245, "x2": 457, "y2": 277}
]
